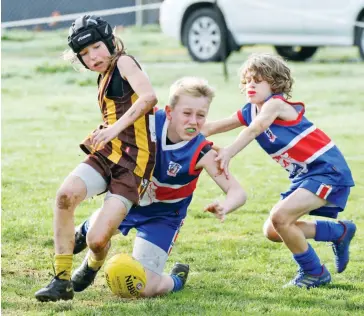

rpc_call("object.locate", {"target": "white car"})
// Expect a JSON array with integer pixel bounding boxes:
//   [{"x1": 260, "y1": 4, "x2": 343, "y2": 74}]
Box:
[{"x1": 159, "y1": 0, "x2": 364, "y2": 62}]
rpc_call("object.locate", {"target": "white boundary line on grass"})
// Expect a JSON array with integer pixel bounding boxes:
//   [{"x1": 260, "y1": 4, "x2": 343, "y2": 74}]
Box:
[{"x1": 1, "y1": 3, "x2": 162, "y2": 28}]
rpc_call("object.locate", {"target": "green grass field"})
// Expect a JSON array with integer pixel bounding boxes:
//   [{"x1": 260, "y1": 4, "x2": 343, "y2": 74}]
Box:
[{"x1": 2, "y1": 26, "x2": 364, "y2": 315}]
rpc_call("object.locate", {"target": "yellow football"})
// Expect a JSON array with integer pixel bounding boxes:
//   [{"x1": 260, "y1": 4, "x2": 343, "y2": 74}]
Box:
[{"x1": 104, "y1": 253, "x2": 147, "y2": 298}]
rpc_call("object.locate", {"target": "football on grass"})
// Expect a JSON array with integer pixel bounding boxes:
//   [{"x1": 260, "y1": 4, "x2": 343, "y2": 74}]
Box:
[{"x1": 104, "y1": 253, "x2": 146, "y2": 298}]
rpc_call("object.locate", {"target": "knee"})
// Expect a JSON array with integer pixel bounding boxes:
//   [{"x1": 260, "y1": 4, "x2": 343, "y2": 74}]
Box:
[
  {"x1": 270, "y1": 206, "x2": 289, "y2": 230},
  {"x1": 86, "y1": 233, "x2": 110, "y2": 253},
  {"x1": 55, "y1": 188, "x2": 81, "y2": 210},
  {"x1": 263, "y1": 219, "x2": 281, "y2": 242}
]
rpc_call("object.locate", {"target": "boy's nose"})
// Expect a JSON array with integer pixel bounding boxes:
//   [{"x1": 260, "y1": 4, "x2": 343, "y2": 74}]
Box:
[{"x1": 189, "y1": 116, "x2": 197, "y2": 124}]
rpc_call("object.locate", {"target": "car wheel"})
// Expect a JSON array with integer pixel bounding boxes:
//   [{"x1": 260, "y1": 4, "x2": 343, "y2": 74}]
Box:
[
  {"x1": 358, "y1": 18, "x2": 364, "y2": 61},
  {"x1": 274, "y1": 46, "x2": 318, "y2": 61},
  {"x1": 182, "y1": 8, "x2": 231, "y2": 62}
]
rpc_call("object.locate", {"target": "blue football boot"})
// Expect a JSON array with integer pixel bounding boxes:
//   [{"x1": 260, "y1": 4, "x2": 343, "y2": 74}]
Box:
[
  {"x1": 74, "y1": 223, "x2": 88, "y2": 255},
  {"x1": 332, "y1": 220, "x2": 356, "y2": 273},
  {"x1": 284, "y1": 265, "x2": 331, "y2": 289}
]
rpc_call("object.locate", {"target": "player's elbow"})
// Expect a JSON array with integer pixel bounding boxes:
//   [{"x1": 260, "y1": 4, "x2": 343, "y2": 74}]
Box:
[
  {"x1": 144, "y1": 94, "x2": 158, "y2": 109},
  {"x1": 239, "y1": 189, "x2": 248, "y2": 207}
]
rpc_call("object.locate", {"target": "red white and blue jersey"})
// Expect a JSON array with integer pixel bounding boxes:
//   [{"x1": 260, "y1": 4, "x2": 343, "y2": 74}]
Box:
[
  {"x1": 132, "y1": 109, "x2": 212, "y2": 217},
  {"x1": 237, "y1": 95, "x2": 354, "y2": 186}
]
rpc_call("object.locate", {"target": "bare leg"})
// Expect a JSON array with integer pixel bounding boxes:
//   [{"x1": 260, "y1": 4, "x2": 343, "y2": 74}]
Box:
[
  {"x1": 86, "y1": 197, "x2": 128, "y2": 262},
  {"x1": 270, "y1": 188, "x2": 326, "y2": 254},
  {"x1": 54, "y1": 175, "x2": 87, "y2": 254},
  {"x1": 141, "y1": 269, "x2": 175, "y2": 297},
  {"x1": 263, "y1": 218, "x2": 317, "y2": 242},
  {"x1": 71, "y1": 197, "x2": 129, "y2": 292}
]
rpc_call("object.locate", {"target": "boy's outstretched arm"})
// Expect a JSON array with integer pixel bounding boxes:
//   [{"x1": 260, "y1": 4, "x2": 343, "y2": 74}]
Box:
[
  {"x1": 195, "y1": 149, "x2": 247, "y2": 222},
  {"x1": 216, "y1": 99, "x2": 282, "y2": 176},
  {"x1": 201, "y1": 113, "x2": 242, "y2": 137}
]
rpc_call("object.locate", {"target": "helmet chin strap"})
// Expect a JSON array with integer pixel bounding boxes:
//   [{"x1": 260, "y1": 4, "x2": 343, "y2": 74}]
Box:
[{"x1": 77, "y1": 53, "x2": 89, "y2": 69}]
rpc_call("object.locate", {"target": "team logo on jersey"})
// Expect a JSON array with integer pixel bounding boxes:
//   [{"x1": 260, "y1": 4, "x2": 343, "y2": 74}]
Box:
[
  {"x1": 273, "y1": 152, "x2": 308, "y2": 177},
  {"x1": 167, "y1": 161, "x2": 182, "y2": 177},
  {"x1": 264, "y1": 128, "x2": 277, "y2": 142}
]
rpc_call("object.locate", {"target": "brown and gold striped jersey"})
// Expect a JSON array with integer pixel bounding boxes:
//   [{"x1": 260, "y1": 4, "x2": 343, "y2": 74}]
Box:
[{"x1": 80, "y1": 55, "x2": 156, "y2": 180}]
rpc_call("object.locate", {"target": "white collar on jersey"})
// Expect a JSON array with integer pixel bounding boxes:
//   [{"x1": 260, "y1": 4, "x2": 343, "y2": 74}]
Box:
[{"x1": 161, "y1": 118, "x2": 189, "y2": 151}]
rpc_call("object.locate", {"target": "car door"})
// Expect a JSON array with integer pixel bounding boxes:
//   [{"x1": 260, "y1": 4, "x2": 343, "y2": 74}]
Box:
[
  {"x1": 218, "y1": 0, "x2": 305, "y2": 44},
  {"x1": 301, "y1": 0, "x2": 355, "y2": 42}
]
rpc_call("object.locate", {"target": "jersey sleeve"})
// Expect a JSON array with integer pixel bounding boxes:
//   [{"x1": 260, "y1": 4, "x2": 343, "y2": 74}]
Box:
[
  {"x1": 189, "y1": 139, "x2": 213, "y2": 176},
  {"x1": 236, "y1": 103, "x2": 251, "y2": 126},
  {"x1": 236, "y1": 110, "x2": 247, "y2": 126},
  {"x1": 196, "y1": 143, "x2": 212, "y2": 164}
]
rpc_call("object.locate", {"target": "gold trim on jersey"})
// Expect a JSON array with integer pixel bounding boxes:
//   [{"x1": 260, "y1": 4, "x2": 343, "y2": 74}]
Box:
[
  {"x1": 131, "y1": 93, "x2": 150, "y2": 178},
  {"x1": 105, "y1": 96, "x2": 123, "y2": 164},
  {"x1": 98, "y1": 67, "x2": 113, "y2": 106}
]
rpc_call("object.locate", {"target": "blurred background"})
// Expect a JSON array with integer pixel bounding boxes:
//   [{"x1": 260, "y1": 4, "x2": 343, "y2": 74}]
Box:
[
  {"x1": 2, "y1": 0, "x2": 364, "y2": 65},
  {"x1": 2, "y1": 0, "x2": 160, "y2": 29}
]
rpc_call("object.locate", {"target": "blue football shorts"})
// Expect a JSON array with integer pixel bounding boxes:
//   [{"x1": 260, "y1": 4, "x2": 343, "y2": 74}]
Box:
[
  {"x1": 118, "y1": 210, "x2": 186, "y2": 274},
  {"x1": 281, "y1": 178, "x2": 351, "y2": 219}
]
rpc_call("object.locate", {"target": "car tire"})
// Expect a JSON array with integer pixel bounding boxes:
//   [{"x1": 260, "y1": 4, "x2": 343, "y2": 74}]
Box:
[
  {"x1": 182, "y1": 8, "x2": 231, "y2": 62},
  {"x1": 274, "y1": 46, "x2": 318, "y2": 61},
  {"x1": 357, "y1": 18, "x2": 364, "y2": 61}
]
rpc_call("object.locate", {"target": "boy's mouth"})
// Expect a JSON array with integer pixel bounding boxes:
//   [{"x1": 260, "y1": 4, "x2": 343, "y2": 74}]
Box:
[
  {"x1": 185, "y1": 128, "x2": 196, "y2": 133},
  {"x1": 248, "y1": 91, "x2": 256, "y2": 95}
]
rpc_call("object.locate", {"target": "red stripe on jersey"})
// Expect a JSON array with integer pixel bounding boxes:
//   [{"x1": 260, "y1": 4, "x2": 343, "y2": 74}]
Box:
[
  {"x1": 283, "y1": 128, "x2": 331, "y2": 162},
  {"x1": 189, "y1": 140, "x2": 213, "y2": 176},
  {"x1": 237, "y1": 110, "x2": 247, "y2": 126},
  {"x1": 271, "y1": 96, "x2": 305, "y2": 126},
  {"x1": 155, "y1": 177, "x2": 199, "y2": 200}
]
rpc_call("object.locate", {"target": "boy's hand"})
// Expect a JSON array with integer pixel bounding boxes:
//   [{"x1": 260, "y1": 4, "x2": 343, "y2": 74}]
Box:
[
  {"x1": 91, "y1": 125, "x2": 119, "y2": 150},
  {"x1": 204, "y1": 201, "x2": 226, "y2": 222},
  {"x1": 214, "y1": 147, "x2": 232, "y2": 178}
]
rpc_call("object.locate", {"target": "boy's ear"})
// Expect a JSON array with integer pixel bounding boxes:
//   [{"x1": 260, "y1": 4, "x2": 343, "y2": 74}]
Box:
[{"x1": 165, "y1": 105, "x2": 172, "y2": 120}]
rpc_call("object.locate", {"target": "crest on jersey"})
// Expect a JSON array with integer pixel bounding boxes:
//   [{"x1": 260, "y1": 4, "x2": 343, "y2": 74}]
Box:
[
  {"x1": 264, "y1": 128, "x2": 277, "y2": 142},
  {"x1": 273, "y1": 152, "x2": 308, "y2": 178},
  {"x1": 167, "y1": 161, "x2": 182, "y2": 177}
]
